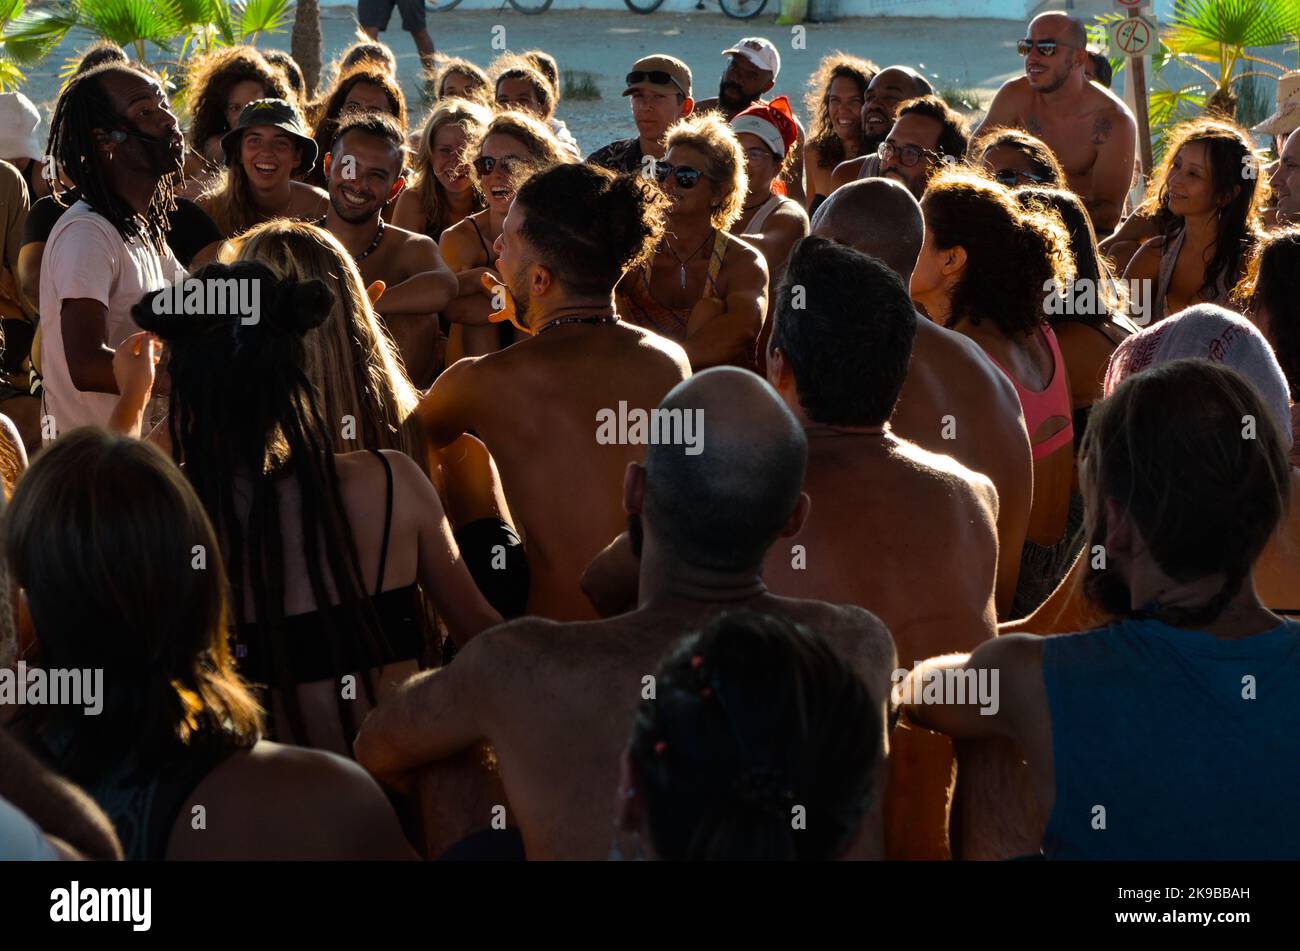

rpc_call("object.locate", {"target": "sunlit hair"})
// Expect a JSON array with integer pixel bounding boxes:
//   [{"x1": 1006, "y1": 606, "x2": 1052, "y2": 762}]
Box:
[
  {"x1": 1079, "y1": 359, "x2": 1289, "y2": 628},
  {"x1": 263, "y1": 49, "x2": 307, "y2": 111},
  {"x1": 1235, "y1": 225, "x2": 1300, "y2": 399},
  {"x1": 471, "y1": 110, "x2": 569, "y2": 193},
  {"x1": 307, "y1": 64, "x2": 408, "y2": 183},
  {"x1": 5, "y1": 429, "x2": 263, "y2": 779},
  {"x1": 185, "y1": 46, "x2": 291, "y2": 156},
  {"x1": 491, "y1": 55, "x2": 554, "y2": 119},
  {"x1": 409, "y1": 98, "x2": 491, "y2": 236},
  {"x1": 664, "y1": 111, "x2": 748, "y2": 230},
  {"x1": 200, "y1": 98, "x2": 313, "y2": 238},
  {"x1": 975, "y1": 128, "x2": 1066, "y2": 185},
  {"x1": 804, "y1": 53, "x2": 877, "y2": 169},
  {"x1": 922, "y1": 164, "x2": 1075, "y2": 337},
  {"x1": 1137, "y1": 117, "x2": 1266, "y2": 301},
  {"x1": 894, "y1": 95, "x2": 970, "y2": 161},
  {"x1": 230, "y1": 220, "x2": 427, "y2": 467},
  {"x1": 1016, "y1": 185, "x2": 1129, "y2": 324},
  {"x1": 428, "y1": 56, "x2": 492, "y2": 108},
  {"x1": 334, "y1": 33, "x2": 397, "y2": 78},
  {"x1": 133, "y1": 261, "x2": 396, "y2": 744},
  {"x1": 521, "y1": 49, "x2": 561, "y2": 103},
  {"x1": 70, "y1": 40, "x2": 127, "y2": 79},
  {"x1": 629, "y1": 610, "x2": 878, "y2": 861}
]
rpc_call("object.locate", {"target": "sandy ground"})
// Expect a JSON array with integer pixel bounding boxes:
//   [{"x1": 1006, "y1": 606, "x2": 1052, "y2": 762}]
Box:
[{"x1": 19, "y1": 7, "x2": 1035, "y2": 149}]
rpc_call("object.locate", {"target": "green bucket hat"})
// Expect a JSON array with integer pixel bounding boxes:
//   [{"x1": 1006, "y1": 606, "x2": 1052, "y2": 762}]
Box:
[{"x1": 220, "y1": 98, "x2": 318, "y2": 174}]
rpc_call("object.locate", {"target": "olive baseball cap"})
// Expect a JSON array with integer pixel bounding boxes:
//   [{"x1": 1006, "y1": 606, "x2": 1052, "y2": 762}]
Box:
[
  {"x1": 220, "y1": 98, "x2": 318, "y2": 174},
  {"x1": 623, "y1": 55, "x2": 692, "y2": 99}
]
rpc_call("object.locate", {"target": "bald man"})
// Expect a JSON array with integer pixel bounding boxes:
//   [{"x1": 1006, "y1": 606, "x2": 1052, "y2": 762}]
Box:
[
  {"x1": 974, "y1": 11, "x2": 1136, "y2": 236},
  {"x1": 811, "y1": 178, "x2": 1032, "y2": 617},
  {"x1": 762, "y1": 237, "x2": 998, "y2": 859},
  {"x1": 824, "y1": 66, "x2": 933, "y2": 201},
  {"x1": 357, "y1": 368, "x2": 897, "y2": 859}
]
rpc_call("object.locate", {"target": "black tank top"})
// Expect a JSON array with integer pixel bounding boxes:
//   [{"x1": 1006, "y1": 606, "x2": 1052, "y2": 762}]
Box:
[{"x1": 233, "y1": 450, "x2": 428, "y2": 687}]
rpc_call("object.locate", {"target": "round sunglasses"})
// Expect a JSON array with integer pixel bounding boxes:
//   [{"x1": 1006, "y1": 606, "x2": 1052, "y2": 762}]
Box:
[
  {"x1": 654, "y1": 161, "x2": 713, "y2": 189},
  {"x1": 876, "y1": 140, "x2": 942, "y2": 169}
]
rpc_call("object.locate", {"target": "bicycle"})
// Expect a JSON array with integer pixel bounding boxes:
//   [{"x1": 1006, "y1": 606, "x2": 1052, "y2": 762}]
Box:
[
  {"x1": 623, "y1": 0, "x2": 768, "y2": 19},
  {"x1": 428, "y1": 0, "x2": 554, "y2": 15}
]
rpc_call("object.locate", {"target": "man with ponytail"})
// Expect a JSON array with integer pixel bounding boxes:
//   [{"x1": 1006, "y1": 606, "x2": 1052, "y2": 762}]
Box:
[{"x1": 359, "y1": 366, "x2": 896, "y2": 860}]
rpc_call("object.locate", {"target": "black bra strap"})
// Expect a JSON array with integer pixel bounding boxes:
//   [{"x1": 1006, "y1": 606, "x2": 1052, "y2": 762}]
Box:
[{"x1": 371, "y1": 449, "x2": 395, "y2": 597}]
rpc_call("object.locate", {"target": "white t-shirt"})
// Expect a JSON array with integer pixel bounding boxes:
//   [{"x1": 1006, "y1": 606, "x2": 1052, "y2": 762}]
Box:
[
  {"x1": 0, "y1": 794, "x2": 58, "y2": 860},
  {"x1": 39, "y1": 201, "x2": 182, "y2": 437}
]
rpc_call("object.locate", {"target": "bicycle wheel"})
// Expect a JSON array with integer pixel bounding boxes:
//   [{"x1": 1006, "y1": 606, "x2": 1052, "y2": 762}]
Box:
[
  {"x1": 718, "y1": 0, "x2": 766, "y2": 18},
  {"x1": 624, "y1": 0, "x2": 666, "y2": 12},
  {"x1": 426, "y1": 0, "x2": 465, "y2": 10},
  {"x1": 508, "y1": 0, "x2": 554, "y2": 13}
]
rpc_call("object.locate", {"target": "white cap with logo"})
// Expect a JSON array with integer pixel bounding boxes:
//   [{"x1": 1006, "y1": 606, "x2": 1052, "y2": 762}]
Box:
[{"x1": 722, "y1": 37, "x2": 780, "y2": 81}]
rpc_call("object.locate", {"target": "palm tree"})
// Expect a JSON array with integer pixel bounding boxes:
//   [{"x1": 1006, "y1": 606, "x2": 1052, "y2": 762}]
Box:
[{"x1": 291, "y1": 0, "x2": 321, "y2": 97}]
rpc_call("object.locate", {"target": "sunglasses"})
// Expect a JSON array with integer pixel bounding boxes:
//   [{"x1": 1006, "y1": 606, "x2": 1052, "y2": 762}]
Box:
[
  {"x1": 877, "y1": 140, "x2": 941, "y2": 169},
  {"x1": 654, "y1": 161, "x2": 712, "y2": 189},
  {"x1": 627, "y1": 70, "x2": 686, "y2": 95},
  {"x1": 993, "y1": 168, "x2": 1049, "y2": 187},
  {"x1": 473, "y1": 154, "x2": 526, "y2": 177},
  {"x1": 1017, "y1": 38, "x2": 1073, "y2": 57}
]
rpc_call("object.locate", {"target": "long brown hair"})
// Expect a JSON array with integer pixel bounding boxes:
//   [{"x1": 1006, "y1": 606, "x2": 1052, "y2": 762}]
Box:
[
  {"x1": 1137, "y1": 117, "x2": 1266, "y2": 302},
  {"x1": 409, "y1": 99, "x2": 491, "y2": 238},
  {"x1": 307, "y1": 65, "x2": 408, "y2": 185},
  {"x1": 185, "y1": 47, "x2": 292, "y2": 155},
  {"x1": 230, "y1": 220, "x2": 428, "y2": 467},
  {"x1": 1235, "y1": 226, "x2": 1300, "y2": 400},
  {"x1": 922, "y1": 165, "x2": 1074, "y2": 338},
  {"x1": 804, "y1": 53, "x2": 877, "y2": 169},
  {"x1": 5, "y1": 429, "x2": 263, "y2": 779}
]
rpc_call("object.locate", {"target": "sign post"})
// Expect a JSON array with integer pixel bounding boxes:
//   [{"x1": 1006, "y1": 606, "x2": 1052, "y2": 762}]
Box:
[{"x1": 1109, "y1": 0, "x2": 1157, "y2": 178}]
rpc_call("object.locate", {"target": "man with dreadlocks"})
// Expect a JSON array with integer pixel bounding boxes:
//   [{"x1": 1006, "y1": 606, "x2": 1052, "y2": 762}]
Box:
[{"x1": 38, "y1": 62, "x2": 186, "y2": 440}]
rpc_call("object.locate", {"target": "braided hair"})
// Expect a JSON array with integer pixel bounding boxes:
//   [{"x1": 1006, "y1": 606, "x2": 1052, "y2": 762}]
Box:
[
  {"x1": 629, "y1": 610, "x2": 880, "y2": 860},
  {"x1": 132, "y1": 262, "x2": 394, "y2": 744},
  {"x1": 46, "y1": 63, "x2": 177, "y2": 253}
]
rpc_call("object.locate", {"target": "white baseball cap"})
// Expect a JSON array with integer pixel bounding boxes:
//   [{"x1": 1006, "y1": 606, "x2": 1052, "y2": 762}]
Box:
[
  {"x1": 722, "y1": 37, "x2": 780, "y2": 81},
  {"x1": 0, "y1": 92, "x2": 41, "y2": 162}
]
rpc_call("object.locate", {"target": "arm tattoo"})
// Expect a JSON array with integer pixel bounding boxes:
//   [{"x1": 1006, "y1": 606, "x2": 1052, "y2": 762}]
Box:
[{"x1": 1092, "y1": 116, "x2": 1112, "y2": 146}]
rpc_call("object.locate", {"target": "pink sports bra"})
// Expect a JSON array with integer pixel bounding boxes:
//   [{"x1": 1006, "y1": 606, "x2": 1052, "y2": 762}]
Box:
[{"x1": 985, "y1": 324, "x2": 1074, "y2": 461}]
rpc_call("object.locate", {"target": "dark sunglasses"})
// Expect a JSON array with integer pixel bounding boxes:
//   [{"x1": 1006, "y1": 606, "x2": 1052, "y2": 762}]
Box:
[
  {"x1": 654, "y1": 161, "x2": 711, "y2": 189},
  {"x1": 627, "y1": 70, "x2": 686, "y2": 95},
  {"x1": 877, "y1": 140, "x2": 941, "y2": 169},
  {"x1": 1017, "y1": 38, "x2": 1072, "y2": 57},
  {"x1": 993, "y1": 168, "x2": 1049, "y2": 187},
  {"x1": 473, "y1": 154, "x2": 525, "y2": 177}
]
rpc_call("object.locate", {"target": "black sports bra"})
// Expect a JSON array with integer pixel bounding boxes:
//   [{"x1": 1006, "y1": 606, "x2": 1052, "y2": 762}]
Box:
[{"x1": 233, "y1": 450, "x2": 427, "y2": 686}]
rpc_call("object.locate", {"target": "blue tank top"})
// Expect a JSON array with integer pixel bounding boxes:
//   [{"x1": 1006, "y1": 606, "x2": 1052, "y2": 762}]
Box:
[{"x1": 1041, "y1": 617, "x2": 1300, "y2": 860}]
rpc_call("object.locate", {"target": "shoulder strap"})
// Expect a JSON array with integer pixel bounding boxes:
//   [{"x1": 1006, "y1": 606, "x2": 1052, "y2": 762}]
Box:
[
  {"x1": 370, "y1": 449, "x2": 395, "y2": 597},
  {"x1": 706, "y1": 231, "x2": 728, "y2": 297}
]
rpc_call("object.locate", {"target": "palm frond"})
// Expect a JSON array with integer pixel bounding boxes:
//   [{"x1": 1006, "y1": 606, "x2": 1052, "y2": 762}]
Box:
[
  {"x1": 72, "y1": 0, "x2": 179, "y2": 52},
  {"x1": 0, "y1": 56, "x2": 25, "y2": 91},
  {"x1": 0, "y1": 5, "x2": 78, "y2": 65},
  {"x1": 1166, "y1": 0, "x2": 1294, "y2": 62},
  {"x1": 233, "y1": 0, "x2": 289, "y2": 43}
]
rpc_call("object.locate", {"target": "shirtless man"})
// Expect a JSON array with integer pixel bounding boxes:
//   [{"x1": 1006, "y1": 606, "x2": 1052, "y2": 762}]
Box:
[
  {"x1": 826, "y1": 66, "x2": 933, "y2": 197},
  {"x1": 322, "y1": 111, "x2": 457, "y2": 387},
  {"x1": 357, "y1": 367, "x2": 896, "y2": 859},
  {"x1": 694, "y1": 37, "x2": 807, "y2": 205},
  {"x1": 973, "y1": 11, "x2": 1136, "y2": 236},
  {"x1": 762, "y1": 236, "x2": 998, "y2": 860},
  {"x1": 617, "y1": 112, "x2": 769, "y2": 371},
  {"x1": 417, "y1": 162, "x2": 690, "y2": 621},
  {"x1": 811, "y1": 178, "x2": 1032, "y2": 617}
]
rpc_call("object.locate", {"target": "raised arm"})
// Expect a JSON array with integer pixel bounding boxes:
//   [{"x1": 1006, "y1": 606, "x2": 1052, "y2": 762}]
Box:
[{"x1": 374, "y1": 235, "x2": 458, "y2": 316}]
